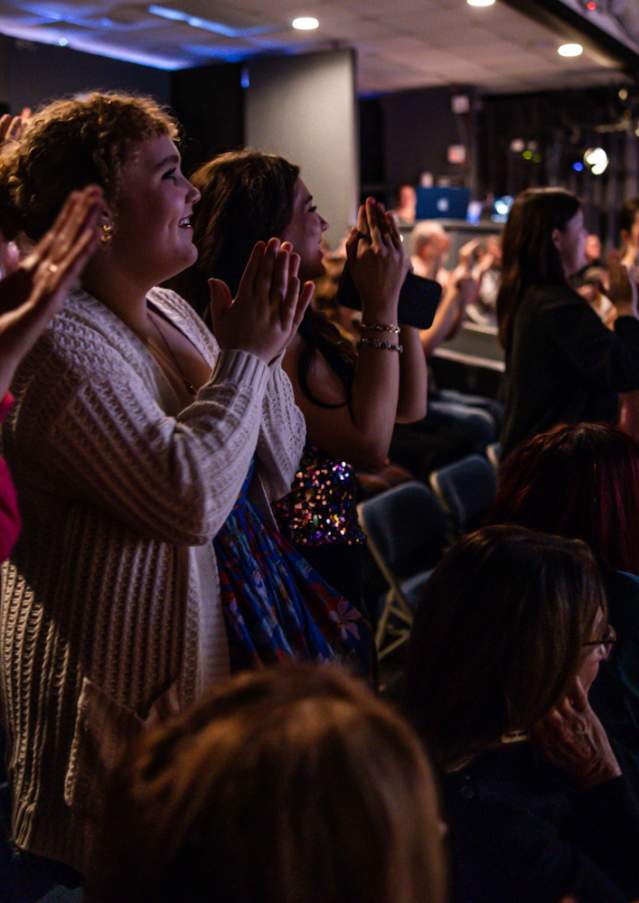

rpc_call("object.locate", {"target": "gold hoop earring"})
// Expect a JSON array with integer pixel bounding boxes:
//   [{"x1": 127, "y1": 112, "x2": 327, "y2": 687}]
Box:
[{"x1": 100, "y1": 223, "x2": 113, "y2": 246}]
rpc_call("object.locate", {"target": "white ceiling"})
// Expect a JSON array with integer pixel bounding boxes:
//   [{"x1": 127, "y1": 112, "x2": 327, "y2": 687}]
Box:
[{"x1": 0, "y1": 0, "x2": 629, "y2": 92}]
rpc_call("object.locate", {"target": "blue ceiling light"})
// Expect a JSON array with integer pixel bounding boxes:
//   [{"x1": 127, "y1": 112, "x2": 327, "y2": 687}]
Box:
[
  {"x1": 0, "y1": 19, "x2": 188, "y2": 68},
  {"x1": 148, "y1": 5, "x2": 271, "y2": 38},
  {"x1": 147, "y1": 4, "x2": 184, "y2": 20},
  {"x1": 572, "y1": 161, "x2": 585, "y2": 172}
]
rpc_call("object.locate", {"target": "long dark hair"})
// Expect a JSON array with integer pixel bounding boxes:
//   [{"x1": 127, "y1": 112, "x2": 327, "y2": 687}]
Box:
[
  {"x1": 405, "y1": 525, "x2": 604, "y2": 768},
  {"x1": 497, "y1": 188, "x2": 581, "y2": 352},
  {"x1": 176, "y1": 149, "x2": 354, "y2": 406}
]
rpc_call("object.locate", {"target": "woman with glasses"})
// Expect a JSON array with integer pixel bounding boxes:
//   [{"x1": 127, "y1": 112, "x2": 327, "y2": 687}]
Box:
[
  {"x1": 405, "y1": 526, "x2": 639, "y2": 903},
  {"x1": 490, "y1": 422, "x2": 639, "y2": 770}
]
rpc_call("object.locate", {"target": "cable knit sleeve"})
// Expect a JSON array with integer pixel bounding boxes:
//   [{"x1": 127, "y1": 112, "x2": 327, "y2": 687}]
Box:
[
  {"x1": 255, "y1": 358, "x2": 306, "y2": 502},
  {"x1": 7, "y1": 314, "x2": 271, "y2": 546}
]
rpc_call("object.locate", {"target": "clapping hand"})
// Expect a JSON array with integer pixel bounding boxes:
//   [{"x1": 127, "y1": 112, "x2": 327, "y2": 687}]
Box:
[
  {"x1": 0, "y1": 185, "x2": 103, "y2": 398},
  {"x1": 208, "y1": 238, "x2": 314, "y2": 363},
  {"x1": 346, "y1": 198, "x2": 410, "y2": 322}
]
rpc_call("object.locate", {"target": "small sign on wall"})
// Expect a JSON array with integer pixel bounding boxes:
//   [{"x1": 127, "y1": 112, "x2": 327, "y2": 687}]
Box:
[{"x1": 448, "y1": 144, "x2": 467, "y2": 165}]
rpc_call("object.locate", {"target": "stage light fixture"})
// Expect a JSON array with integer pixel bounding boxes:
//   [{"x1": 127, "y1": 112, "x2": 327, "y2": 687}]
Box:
[
  {"x1": 292, "y1": 16, "x2": 319, "y2": 30},
  {"x1": 583, "y1": 147, "x2": 609, "y2": 175},
  {"x1": 558, "y1": 43, "x2": 583, "y2": 57}
]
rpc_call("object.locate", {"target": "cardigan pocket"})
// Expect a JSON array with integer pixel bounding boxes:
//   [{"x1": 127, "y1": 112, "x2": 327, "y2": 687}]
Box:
[
  {"x1": 64, "y1": 677, "x2": 144, "y2": 820},
  {"x1": 63, "y1": 675, "x2": 180, "y2": 825},
  {"x1": 64, "y1": 676, "x2": 183, "y2": 819}
]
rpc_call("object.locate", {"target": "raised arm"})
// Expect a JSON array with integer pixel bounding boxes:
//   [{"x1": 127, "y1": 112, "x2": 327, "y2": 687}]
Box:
[
  {"x1": 284, "y1": 199, "x2": 409, "y2": 471},
  {"x1": 420, "y1": 266, "x2": 478, "y2": 356}
]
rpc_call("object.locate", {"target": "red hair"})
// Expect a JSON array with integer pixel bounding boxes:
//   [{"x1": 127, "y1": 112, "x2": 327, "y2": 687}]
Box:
[{"x1": 491, "y1": 422, "x2": 639, "y2": 574}]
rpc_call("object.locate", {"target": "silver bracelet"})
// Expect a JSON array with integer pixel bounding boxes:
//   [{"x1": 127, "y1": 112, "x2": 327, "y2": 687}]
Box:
[
  {"x1": 361, "y1": 321, "x2": 400, "y2": 334},
  {"x1": 358, "y1": 337, "x2": 403, "y2": 353}
]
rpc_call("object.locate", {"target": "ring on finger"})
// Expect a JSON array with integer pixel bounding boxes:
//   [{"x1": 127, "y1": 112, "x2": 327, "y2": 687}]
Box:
[
  {"x1": 357, "y1": 231, "x2": 371, "y2": 243},
  {"x1": 47, "y1": 263, "x2": 60, "y2": 275}
]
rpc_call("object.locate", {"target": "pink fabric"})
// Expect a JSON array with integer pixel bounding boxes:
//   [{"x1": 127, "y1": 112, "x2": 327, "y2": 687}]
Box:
[{"x1": 0, "y1": 392, "x2": 21, "y2": 562}]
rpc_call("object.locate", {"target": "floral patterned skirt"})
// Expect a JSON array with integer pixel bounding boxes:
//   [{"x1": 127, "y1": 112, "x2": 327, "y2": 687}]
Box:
[{"x1": 213, "y1": 469, "x2": 371, "y2": 676}]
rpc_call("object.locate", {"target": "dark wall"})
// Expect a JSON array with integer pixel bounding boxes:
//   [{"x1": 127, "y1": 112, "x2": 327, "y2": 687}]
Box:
[
  {"x1": 360, "y1": 85, "x2": 478, "y2": 202},
  {"x1": 2, "y1": 41, "x2": 245, "y2": 178},
  {"x1": 6, "y1": 39, "x2": 170, "y2": 111},
  {"x1": 479, "y1": 86, "x2": 639, "y2": 242},
  {"x1": 170, "y1": 63, "x2": 244, "y2": 176}
]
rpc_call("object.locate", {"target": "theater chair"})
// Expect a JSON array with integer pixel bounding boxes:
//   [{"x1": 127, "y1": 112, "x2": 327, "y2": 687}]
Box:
[
  {"x1": 357, "y1": 481, "x2": 449, "y2": 661},
  {"x1": 430, "y1": 453, "x2": 497, "y2": 532}
]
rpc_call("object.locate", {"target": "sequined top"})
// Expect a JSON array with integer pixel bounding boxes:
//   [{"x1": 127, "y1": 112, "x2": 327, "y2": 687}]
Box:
[{"x1": 274, "y1": 442, "x2": 366, "y2": 547}]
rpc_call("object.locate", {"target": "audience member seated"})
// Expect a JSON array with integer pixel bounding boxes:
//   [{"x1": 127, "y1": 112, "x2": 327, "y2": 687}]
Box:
[
  {"x1": 490, "y1": 422, "x2": 639, "y2": 762},
  {"x1": 90, "y1": 664, "x2": 447, "y2": 903},
  {"x1": 410, "y1": 220, "x2": 451, "y2": 289},
  {"x1": 498, "y1": 188, "x2": 639, "y2": 458},
  {"x1": 0, "y1": 93, "x2": 367, "y2": 898},
  {"x1": 176, "y1": 150, "x2": 427, "y2": 612},
  {"x1": 406, "y1": 525, "x2": 639, "y2": 903}
]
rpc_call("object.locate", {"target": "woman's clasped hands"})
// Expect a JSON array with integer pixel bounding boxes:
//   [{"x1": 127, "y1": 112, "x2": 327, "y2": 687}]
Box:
[
  {"x1": 346, "y1": 197, "x2": 410, "y2": 321},
  {"x1": 208, "y1": 237, "x2": 314, "y2": 363}
]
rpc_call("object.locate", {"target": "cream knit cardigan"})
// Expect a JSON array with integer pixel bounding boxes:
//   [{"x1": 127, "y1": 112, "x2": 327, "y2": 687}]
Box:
[{"x1": 0, "y1": 286, "x2": 305, "y2": 875}]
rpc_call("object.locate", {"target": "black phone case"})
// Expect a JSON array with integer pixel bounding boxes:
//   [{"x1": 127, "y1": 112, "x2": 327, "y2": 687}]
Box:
[{"x1": 336, "y1": 267, "x2": 441, "y2": 329}]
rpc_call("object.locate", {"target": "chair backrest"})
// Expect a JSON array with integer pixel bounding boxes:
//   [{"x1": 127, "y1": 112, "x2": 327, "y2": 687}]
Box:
[
  {"x1": 430, "y1": 453, "x2": 497, "y2": 529},
  {"x1": 486, "y1": 442, "x2": 502, "y2": 471},
  {"x1": 358, "y1": 481, "x2": 449, "y2": 582}
]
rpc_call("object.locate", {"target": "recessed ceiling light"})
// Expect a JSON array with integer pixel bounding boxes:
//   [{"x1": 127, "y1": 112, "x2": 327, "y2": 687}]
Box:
[
  {"x1": 57, "y1": 37, "x2": 68, "y2": 46},
  {"x1": 292, "y1": 16, "x2": 319, "y2": 30},
  {"x1": 558, "y1": 42, "x2": 583, "y2": 57},
  {"x1": 466, "y1": 0, "x2": 496, "y2": 7}
]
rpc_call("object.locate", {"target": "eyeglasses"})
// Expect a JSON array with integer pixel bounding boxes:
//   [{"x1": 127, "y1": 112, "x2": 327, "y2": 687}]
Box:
[{"x1": 582, "y1": 624, "x2": 617, "y2": 659}]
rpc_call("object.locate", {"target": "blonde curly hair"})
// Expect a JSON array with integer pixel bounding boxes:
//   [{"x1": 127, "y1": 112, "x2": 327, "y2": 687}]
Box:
[{"x1": 0, "y1": 91, "x2": 178, "y2": 241}]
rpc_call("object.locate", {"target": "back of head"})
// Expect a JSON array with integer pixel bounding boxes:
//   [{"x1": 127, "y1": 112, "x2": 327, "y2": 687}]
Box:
[
  {"x1": 177, "y1": 149, "x2": 299, "y2": 314},
  {"x1": 410, "y1": 220, "x2": 446, "y2": 256},
  {"x1": 0, "y1": 91, "x2": 177, "y2": 243},
  {"x1": 93, "y1": 664, "x2": 446, "y2": 903},
  {"x1": 405, "y1": 525, "x2": 604, "y2": 768},
  {"x1": 491, "y1": 422, "x2": 639, "y2": 574},
  {"x1": 497, "y1": 187, "x2": 580, "y2": 350}
]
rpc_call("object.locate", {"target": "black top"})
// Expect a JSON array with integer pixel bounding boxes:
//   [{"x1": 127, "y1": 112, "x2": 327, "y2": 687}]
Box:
[
  {"x1": 443, "y1": 742, "x2": 639, "y2": 903},
  {"x1": 499, "y1": 283, "x2": 639, "y2": 457},
  {"x1": 590, "y1": 571, "x2": 639, "y2": 797}
]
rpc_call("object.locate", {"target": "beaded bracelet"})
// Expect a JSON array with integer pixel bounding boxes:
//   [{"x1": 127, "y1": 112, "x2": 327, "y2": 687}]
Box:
[
  {"x1": 358, "y1": 337, "x2": 403, "y2": 353},
  {"x1": 361, "y1": 321, "x2": 400, "y2": 334}
]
